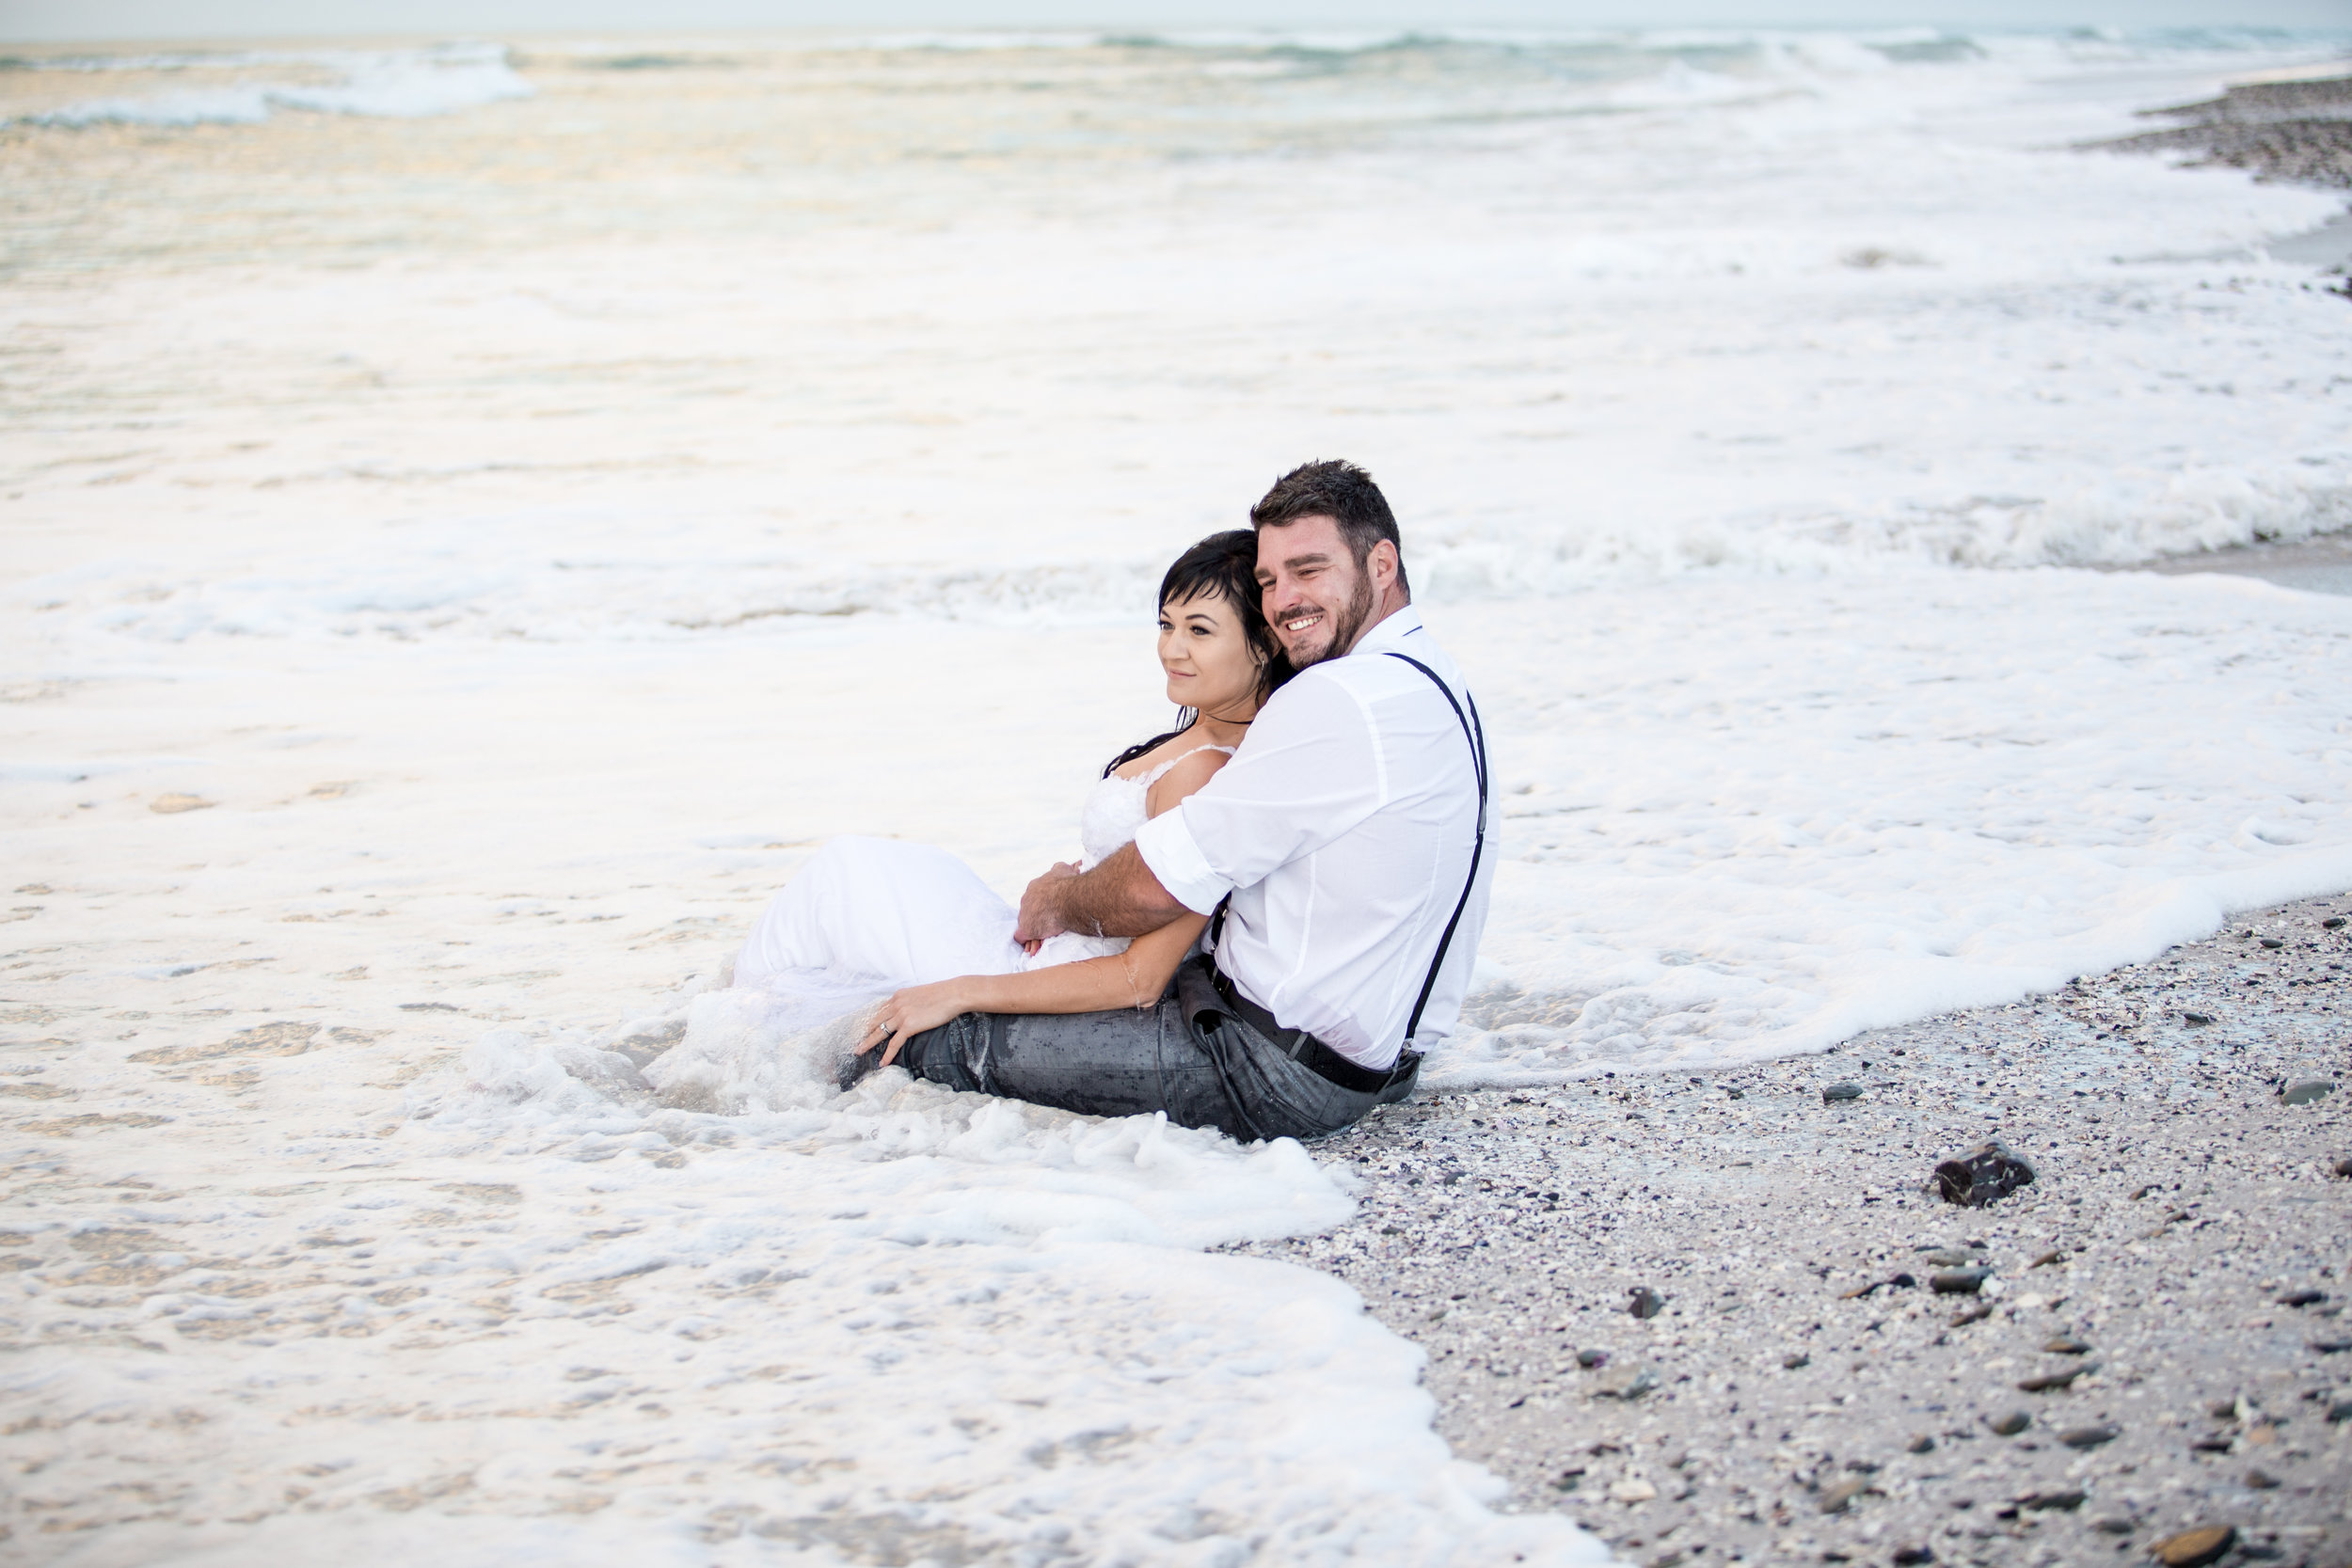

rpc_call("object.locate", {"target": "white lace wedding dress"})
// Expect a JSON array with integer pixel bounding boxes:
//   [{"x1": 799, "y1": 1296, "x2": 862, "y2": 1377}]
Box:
[{"x1": 728, "y1": 749, "x2": 1228, "y2": 1012}]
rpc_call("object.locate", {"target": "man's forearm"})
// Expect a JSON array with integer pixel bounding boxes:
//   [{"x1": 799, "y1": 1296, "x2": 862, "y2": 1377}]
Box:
[{"x1": 1037, "y1": 844, "x2": 1188, "y2": 942}]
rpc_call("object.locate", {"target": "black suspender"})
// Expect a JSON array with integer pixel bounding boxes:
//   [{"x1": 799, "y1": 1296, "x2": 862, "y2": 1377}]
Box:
[{"x1": 1382, "y1": 653, "x2": 1488, "y2": 1049}]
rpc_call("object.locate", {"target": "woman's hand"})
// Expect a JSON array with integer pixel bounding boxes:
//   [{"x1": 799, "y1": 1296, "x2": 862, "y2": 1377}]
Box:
[{"x1": 859, "y1": 979, "x2": 974, "y2": 1068}]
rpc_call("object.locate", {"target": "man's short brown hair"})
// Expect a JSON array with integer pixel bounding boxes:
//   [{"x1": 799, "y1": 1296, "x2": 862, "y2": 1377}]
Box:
[{"x1": 1248, "y1": 459, "x2": 1410, "y2": 598}]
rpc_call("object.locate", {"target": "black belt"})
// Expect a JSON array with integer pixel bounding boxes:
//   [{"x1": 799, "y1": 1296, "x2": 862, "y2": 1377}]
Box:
[{"x1": 1197, "y1": 959, "x2": 1421, "y2": 1096}]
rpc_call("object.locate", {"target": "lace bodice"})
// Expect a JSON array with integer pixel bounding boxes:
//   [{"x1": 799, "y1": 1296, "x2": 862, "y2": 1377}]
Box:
[{"x1": 1075, "y1": 746, "x2": 1234, "y2": 870}]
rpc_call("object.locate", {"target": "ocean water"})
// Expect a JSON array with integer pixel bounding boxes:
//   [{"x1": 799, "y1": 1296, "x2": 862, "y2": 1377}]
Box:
[{"x1": 3, "y1": 25, "x2": 2350, "y2": 1561}]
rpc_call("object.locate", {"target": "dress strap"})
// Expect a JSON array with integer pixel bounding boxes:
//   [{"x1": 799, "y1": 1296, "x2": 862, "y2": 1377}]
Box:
[{"x1": 1131, "y1": 744, "x2": 1236, "y2": 792}]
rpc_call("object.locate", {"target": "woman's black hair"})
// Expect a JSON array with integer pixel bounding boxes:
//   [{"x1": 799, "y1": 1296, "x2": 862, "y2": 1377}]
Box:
[{"x1": 1103, "y1": 530, "x2": 1294, "y2": 778}]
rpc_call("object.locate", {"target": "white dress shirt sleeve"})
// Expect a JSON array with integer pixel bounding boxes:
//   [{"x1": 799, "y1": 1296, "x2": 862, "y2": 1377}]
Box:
[{"x1": 1132, "y1": 670, "x2": 1386, "y2": 915}]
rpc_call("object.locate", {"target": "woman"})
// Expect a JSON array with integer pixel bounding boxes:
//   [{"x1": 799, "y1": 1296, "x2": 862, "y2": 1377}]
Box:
[{"x1": 723, "y1": 531, "x2": 1289, "y2": 1071}]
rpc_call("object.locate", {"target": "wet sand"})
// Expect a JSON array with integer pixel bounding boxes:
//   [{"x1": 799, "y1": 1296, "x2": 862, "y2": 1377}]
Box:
[{"x1": 1239, "y1": 894, "x2": 2352, "y2": 1566}]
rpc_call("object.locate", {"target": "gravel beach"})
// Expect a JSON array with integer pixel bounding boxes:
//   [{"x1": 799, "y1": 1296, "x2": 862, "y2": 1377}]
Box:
[
  {"x1": 1238, "y1": 893, "x2": 2352, "y2": 1568},
  {"x1": 2093, "y1": 71, "x2": 2352, "y2": 193}
]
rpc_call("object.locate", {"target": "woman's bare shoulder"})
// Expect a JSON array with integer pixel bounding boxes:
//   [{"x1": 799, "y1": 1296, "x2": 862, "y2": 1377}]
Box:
[{"x1": 1144, "y1": 745, "x2": 1232, "y2": 815}]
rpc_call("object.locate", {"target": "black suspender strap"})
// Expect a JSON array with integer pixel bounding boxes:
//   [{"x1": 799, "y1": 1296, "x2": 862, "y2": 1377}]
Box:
[{"x1": 1383, "y1": 653, "x2": 1488, "y2": 1050}]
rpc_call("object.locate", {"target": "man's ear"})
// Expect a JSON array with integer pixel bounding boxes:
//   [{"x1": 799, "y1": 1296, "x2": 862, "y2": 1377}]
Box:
[{"x1": 1369, "y1": 539, "x2": 1400, "y2": 593}]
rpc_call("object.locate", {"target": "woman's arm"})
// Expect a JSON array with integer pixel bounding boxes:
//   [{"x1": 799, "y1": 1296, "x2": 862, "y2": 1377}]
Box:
[
  {"x1": 861, "y1": 912, "x2": 1207, "y2": 1066},
  {"x1": 864, "y1": 746, "x2": 1235, "y2": 1066}
]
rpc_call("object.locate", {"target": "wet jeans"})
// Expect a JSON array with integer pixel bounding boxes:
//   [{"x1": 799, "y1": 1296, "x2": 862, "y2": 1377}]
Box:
[{"x1": 882, "y1": 959, "x2": 1416, "y2": 1143}]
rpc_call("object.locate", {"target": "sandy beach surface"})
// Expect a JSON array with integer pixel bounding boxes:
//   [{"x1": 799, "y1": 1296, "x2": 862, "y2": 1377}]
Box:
[{"x1": 1240, "y1": 890, "x2": 2352, "y2": 1567}]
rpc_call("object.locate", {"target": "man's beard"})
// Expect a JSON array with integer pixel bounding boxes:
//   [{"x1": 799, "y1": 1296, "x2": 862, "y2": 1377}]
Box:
[{"x1": 1289, "y1": 566, "x2": 1376, "y2": 670}]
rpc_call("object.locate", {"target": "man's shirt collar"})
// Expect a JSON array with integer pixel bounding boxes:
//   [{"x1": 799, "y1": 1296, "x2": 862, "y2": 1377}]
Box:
[{"x1": 1344, "y1": 604, "x2": 1425, "y2": 660}]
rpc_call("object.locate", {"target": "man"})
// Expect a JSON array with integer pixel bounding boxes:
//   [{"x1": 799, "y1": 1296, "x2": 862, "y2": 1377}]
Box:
[{"x1": 872, "y1": 459, "x2": 1491, "y2": 1142}]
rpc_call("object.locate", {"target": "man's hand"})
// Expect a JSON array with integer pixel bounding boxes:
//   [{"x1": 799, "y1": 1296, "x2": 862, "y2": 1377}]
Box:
[
  {"x1": 1019, "y1": 844, "x2": 1189, "y2": 947},
  {"x1": 1015, "y1": 861, "x2": 1081, "y2": 951}
]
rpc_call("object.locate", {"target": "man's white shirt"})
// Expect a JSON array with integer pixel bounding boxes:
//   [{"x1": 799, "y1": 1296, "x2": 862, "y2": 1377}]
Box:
[{"x1": 1133, "y1": 607, "x2": 1492, "y2": 1069}]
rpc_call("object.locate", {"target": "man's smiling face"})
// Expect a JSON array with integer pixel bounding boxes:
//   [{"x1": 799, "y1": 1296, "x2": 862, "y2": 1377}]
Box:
[{"x1": 1255, "y1": 513, "x2": 1377, "y2": 670}]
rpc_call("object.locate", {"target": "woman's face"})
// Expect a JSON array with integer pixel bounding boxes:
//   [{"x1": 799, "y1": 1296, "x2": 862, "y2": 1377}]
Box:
[{"x1": 1158, "y1": 589, "x2": 1263, "y2": 719}]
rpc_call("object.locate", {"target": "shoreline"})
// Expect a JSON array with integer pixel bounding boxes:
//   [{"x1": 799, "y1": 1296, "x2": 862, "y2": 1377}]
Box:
[
  {"x1": 1238, "y1": 890, "x2": 2351, "y2": 1567},
  {"x1": 2112, "y1": 532, "x2": 2352, "y2": 599}
]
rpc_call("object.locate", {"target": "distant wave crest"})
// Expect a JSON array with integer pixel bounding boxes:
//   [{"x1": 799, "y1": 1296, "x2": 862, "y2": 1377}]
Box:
[{"x1": 10, "y1": 41, "x2": 532, "y2": 129}]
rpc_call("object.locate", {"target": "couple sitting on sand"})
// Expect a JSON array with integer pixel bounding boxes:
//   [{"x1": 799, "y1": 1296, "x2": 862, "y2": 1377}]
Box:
[{"x1": 729, "y1": 460, "x2": 1491, "y2": 1142}]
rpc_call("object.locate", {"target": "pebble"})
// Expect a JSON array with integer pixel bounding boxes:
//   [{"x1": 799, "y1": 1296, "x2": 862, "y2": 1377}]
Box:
[
  {"x1": 1822, "y1": 1082, "x2": 1864, "y2": 1102},
  {"x1": 2330, "y1": 1400, "x2": 2352, "y2": 1424},
  {"x1": 1627, "y1": 1285, "x2": 1664, "y2": 1319},
  {"x1": 1930, "y1": 1268, "x2": 1991, "y2": 1294},
  {"x1": 2090, "y1": 1517, "x2": 2136, "y2": 1535},
  {"x1": 1612, "y1": 1478, "x2": 1657, "y2": 1504},
  {"x1": 2276, "y1": 1289, "x2": 2327, "y2": 1307},
  {"x1": 1818, "y1": 1477, "x2": 1869, "y2": 1513},
  {"x1": 2058, "y1": 1423, "x2": 2120, "y2": 1449},
  {"x1": 2280, "y1": 1078, "x2": 2336, "y2": 1105},
  {"x1": 2018, "y1": 1363, "x2": 2095, "y2": 1392},
  {"x1": 2182, "y1": 1011, "x2": 2215, "y2": 1026},
  {"x1": 2021, "y1": 1489, "x2": 2086, "y2": 1512},
  {"x1": 2150, "y1": 1525, "x2": 2237, "y2": 1567},
  {"x1": 1920, "y1": 1247, "x2": 1979, "y2": 1266},
  {"x1": 1784, "y1": 1352, "x2": 1810, "y2": 1370},
  {"x1": 1891, "y1": 1548, "x2": 1932, "y2": 1566},
  {"x1": 1594, "y1": 1365, "x2": 1660, "y2": 1401},
  {"x1": 1989, "y1": 1411, "x2": 2032, "y2": 1436},
  {"x1": 1906, "y1": 1434, "x2": 1934, "y2": 1453},
  {"x1": 2335, "y1": 1157, "x2": 2352, "y2": 1179},
  {"x1": 1931, "y1": 1141, "x2": 2035, "y2": 1207},
  {"x1": 2042, "y1": 1336, "x2": 2091, "y2": 1354},
  {"x1": 2247, "y1": 1468, "x2": 2280, "y2": 1489},
  {"x1": 1576, "y1": 1348, "x2": 1608, "y2": 1369}
]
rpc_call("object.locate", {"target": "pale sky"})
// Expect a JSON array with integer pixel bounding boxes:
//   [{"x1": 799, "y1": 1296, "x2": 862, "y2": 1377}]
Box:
[{"x1": 5, "y1": 0, "x2": 2348, "y2": 42}]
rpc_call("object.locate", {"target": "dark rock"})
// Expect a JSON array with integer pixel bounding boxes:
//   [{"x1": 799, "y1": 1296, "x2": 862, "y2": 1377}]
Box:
[
  {"x1": 2183, "y1": 1012, "x2": 2214, "y2": 1026},
  {"x1": 1627, "y1": 1285, "x2": 1664, "y2": 1319},
  {"x1": 2246, "y1": 1467, "x2": 2280, "y2": 1489},
  {"x1": 2277, "y1": 1289, "x2": 2327, "y2": 1307},
  {"x1": 2325, "y1": 916, "x2": 2346, "y2": 929},
  {"x1": 2019, "y1": 1363, "x2": 2096, "y2": 1392},
  {"x1": 1577, "y1": 1348, "x2": 1609, "y2": 1369},
  {"x1": 1784, "y1": 1352, "x2": 1810, "y2": 1370},
  {"x1": 1950, "y1": 1304, "x2": 1993, "y2": 1326},
  {"x1": 2325, "y1": 1399, "x2": 2352, "y2": 1423},
  {"x1": 2335, "y1": 1157, "x2": 2352, "y2": 1179},
  {"x1": 2311, "y1": 1338, "x2": 2352, "y2": 1354},
  {"x1": 1988, "y1": 1410, "x2": 2031, "y2": 1436},
  {"x1": 1888, "y1": 1271, "x2": 1916, "y2": 1289},
  {"x1": 2150, "y1": 1526, "x2": 2236, "y2": 1568},
  {"x1": 1907, "y1": 1433, "x2": 1935, "y2": 1453},
  {"x1": 1822, "y1": 1082, "x2": 1864, "y2": 1102},
  {"x1": 2021, "y1": 1489, "x2": 2086, "y2": 1511},
  {"x1": 1933, "y1": 1141, "x2": 2035, "y2": 1207},
  {"x1": 2058, "y1": 1423, "x2": 2120, "y2": 1449},
  {"x1": 2189, "y1": 1436, "x2": 2234, "y2": 1453},
  {"x1": 2207, "y1": 1399, "x2": 2241, "y2": 1420},
  {"x1": 2089, "y1": 1516, "x2": 2136, "y2": 1535},
  {"x1": 1891, "y1": 1548, "x2": 1933, "y2": 1566},
  {"x1": 2280, "y1": 1078, "x2": 2336, "y2": 1105},
  {"x1": 2260, "y1": 937, "x2": 2284, "y2": 949},
  {"x1": 1931, "y1": 1268, "x2": 1992, "y2": 1294},
  {"x1": 2043, "y1": 1336, "x2": 2091, "y2": 1354}
]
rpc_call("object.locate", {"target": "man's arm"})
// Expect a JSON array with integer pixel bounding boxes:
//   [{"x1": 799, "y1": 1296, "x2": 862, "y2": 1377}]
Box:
[{"x1": 1015, "y1": 842, "x2": 1188, "y2": 946}]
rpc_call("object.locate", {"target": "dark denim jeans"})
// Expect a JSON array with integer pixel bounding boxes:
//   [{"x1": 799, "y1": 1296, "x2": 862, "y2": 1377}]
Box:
[{"x1": 881, "y1": 960, "x2": 1415, "y2": 1143}]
